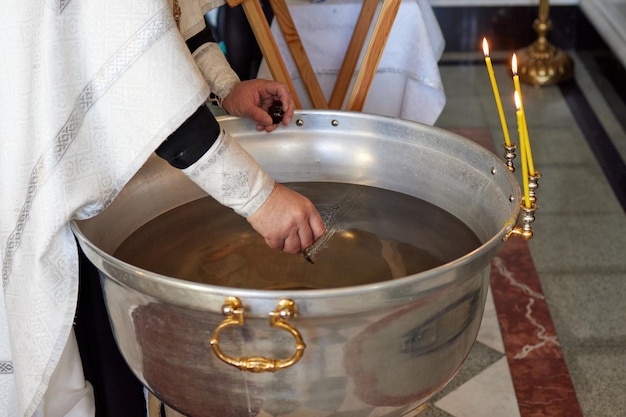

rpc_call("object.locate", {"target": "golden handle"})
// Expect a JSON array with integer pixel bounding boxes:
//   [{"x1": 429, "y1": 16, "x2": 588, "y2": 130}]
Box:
[{"x1": 209, "y1": 297, "x2": 306, "y2": 373}]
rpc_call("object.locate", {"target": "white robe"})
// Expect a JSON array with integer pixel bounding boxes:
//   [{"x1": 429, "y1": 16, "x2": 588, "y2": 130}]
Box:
[{"x1": 0, "y1": 0, "x2": 231, "y2": 415}]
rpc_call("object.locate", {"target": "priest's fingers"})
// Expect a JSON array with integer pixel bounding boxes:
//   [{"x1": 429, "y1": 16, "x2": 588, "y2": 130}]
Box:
[{"x1": 247, "y1": 184, "x2": 324, "y2": 254}]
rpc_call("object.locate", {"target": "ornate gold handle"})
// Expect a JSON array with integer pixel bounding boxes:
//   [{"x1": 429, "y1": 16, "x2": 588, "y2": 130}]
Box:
[{"x1": 209, "y1": 297, "x2": 306, "y2": 373}]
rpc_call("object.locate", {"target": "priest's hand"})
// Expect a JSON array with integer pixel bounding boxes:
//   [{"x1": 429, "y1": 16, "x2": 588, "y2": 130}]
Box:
[
  {"x1": 247, "y1": 183, "x2": 325, "y2": 254},
  {"x1": 220, "y1": 79, "x2": 295, "y2": 133}
]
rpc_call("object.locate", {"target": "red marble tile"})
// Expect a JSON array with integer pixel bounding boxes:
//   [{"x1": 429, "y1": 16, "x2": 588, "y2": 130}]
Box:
[
  {"x1": 491, "y1": 239, "x2": 583, "y2": 417},
  {"x1": 491, "y1": 239, "x2": 562, "y2": 360},
  {"x1": 508, "y1": 358, "x2": 583, "y2": 417}
]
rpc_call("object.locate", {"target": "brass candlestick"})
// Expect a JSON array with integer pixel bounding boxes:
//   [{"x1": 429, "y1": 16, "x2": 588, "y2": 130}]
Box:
[
  {"x1": 507, "y1": 202, "x2": 537, "y2": 240},
  {"x1": 516, "y1": 0, "x2": 573, "y2": 86}
]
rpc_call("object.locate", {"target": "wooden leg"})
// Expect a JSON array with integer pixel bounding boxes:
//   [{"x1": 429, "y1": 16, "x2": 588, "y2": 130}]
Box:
[
  {"x1": 147, "y1": 392, "x2": 163, "y2": 417},
  {"x1": 345, "y1": 0, "x2": 400, "y2": 112},
  {"x1": 270, "y1": 0, "x2": 328, "y2": 108},
  {"x1": 147, "y1": 391, "x2": 189, "y2": 417},
  {"x1": 164, "y1": 405, "x2": 188, "y2": 417},
  {"x1": 328, "y1": 0, "x2": 379, "y2": 109}
]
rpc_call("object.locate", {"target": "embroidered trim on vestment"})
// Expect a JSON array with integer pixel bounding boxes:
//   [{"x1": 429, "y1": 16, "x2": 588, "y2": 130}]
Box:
[
  {"x1": 2, "y1": 7, "x2": 176, "y2": 288},
  {"x1": 0, "y1": 361, "x2": 13, "y2": 374}
]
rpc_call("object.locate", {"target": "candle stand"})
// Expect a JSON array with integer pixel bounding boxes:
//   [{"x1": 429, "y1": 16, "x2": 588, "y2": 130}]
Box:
[
  {"x1": 515, "y1": 0, "x2": 573, "y2": 86},
  {"x1": 507, "y1": 202, "x2": 537, "y2": 241},
  {"x1": 503, "y1": 143, "x2": 518, "y2": 172},
  {"x1": 502, "y1": 156, "x2": 541, "y2": 241},
  {"x1": 528, "y1": 171, "x2": 542, "y2": 204}
]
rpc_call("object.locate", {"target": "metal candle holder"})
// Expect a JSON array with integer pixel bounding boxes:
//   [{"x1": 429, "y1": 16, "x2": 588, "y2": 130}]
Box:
[
  {"x1": 505, "y1": 165, "x2": 541, "y2": 241},
  {"x1": 528, "y1": 170, "x2": 542, "y2": 204},
  {"x1": 507, "y1": 202, "x2": 538, "y2": 240},
  {"x1": 515, "y1": 0, "x2": 573, "y2": 86},
  {"x1": 503, "y1": 138, "x2": 542, "y2": 240},
  {"x1": 503, "y1": 142, "x2": 518, "y2": 172}
]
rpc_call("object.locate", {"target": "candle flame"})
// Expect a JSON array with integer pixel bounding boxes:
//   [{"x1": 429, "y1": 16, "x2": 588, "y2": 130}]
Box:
[
  {"x1": 482, "y1": 38, "x2": 489, "y2": 57},
  {"x1": 514, "y1": 91, "x2": 521, "y2": 110},
  {"x1": 512, "y1": 53, "x2": 518, "y2": 75}
]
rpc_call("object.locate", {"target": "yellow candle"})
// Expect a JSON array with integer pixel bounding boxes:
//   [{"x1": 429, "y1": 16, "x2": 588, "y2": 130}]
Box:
[
  {"x1": 512, "y1": 54, "x2": 536, "y2": 175},
  {"x1": 522, "y1": 112, "x2": 535, "y2": 175},
  {"x1": 515, "y1": 92, "x2": 531, "y2": 208},
  {"x1": 512, "y1": 54, "x2": 523, "y2": 102},
  {"x1": 482, "y1": 38, "x2": 511, "y2": 146}
]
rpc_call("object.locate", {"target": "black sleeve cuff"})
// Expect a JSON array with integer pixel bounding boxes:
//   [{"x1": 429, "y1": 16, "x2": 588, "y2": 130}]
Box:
[
  {"x1": 186, "y1": 25, "x2": 217, "y2": 53},
  {"x1": 155, "y1": 105, "x2": 221, "y2": 169}
]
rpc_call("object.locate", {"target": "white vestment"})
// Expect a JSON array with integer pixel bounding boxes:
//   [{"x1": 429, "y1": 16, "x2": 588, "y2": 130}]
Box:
[{"x1": 0, "y1": 1, "x2": 241, "y2": 415}]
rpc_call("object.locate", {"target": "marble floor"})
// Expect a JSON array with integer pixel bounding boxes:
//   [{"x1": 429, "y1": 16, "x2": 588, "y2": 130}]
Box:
[{"x1": 415, "y1": 48, "x2": 626, "y2": 417}]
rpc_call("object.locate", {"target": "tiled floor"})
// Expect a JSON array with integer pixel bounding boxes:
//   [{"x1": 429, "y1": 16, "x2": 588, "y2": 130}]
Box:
[{"x1": 416, "y1": 48, "x2": 626, "y2": 417}]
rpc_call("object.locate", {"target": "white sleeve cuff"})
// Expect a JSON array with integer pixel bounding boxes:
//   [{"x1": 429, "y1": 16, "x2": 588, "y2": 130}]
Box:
[
  {"x1": 182, "y1": 130, "x2": 275, "y2": 218},
  {"x1": 192, "y1": 42, "x2": 240, "y2": 100}
]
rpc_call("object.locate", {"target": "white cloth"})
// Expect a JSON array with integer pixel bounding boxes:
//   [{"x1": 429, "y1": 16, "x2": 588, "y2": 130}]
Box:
[
  {"x1": 257, "y1": 0, "x2": 446, "y2": 125},
  {"x1": 193, "y1": 42, "x2": 241, "y2": 100},
  {"x1": 177, "y1": 0, "x2": 225, "y2": 39},
  {"x1": 178, "y1": 0, "x2": 242, "y2": 101},
  {"x1": 0, "y1": 1, "x2": 214, "y2": 415},
  {"x1": 38, "y1": 332, "x2": 95, "y2": 417}
]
